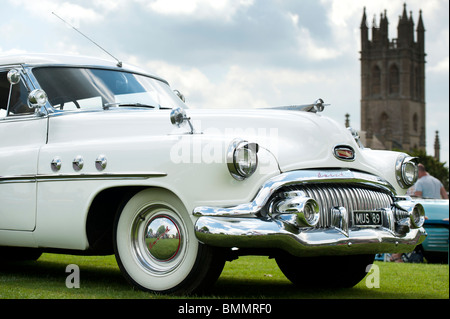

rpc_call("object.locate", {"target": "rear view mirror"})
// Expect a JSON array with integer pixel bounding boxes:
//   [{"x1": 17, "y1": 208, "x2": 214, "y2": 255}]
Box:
[
  {"x1": 5, "y1": 69, "x2": 22, "y2": 116},
  {"x1": 7, "y1": 69, "x2": 21, "y2": 85}
]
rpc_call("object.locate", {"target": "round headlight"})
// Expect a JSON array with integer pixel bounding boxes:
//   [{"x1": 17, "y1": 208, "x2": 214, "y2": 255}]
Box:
[
  {"x1": 395, "y1": 154, "x2": 418, "y2": 189},
  {"x1": 402, "y1": 161, "x2": 418, "y2": 185},
  {"x1": 227, "y1": 139, "x2": 259, "y2": 180}
]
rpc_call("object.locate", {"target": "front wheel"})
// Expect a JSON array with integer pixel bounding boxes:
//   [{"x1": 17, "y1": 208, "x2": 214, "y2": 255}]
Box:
[
  {"x1": 276, "y1": 254, "x2": 375, "y2": 288},
  {"x1": 114, "y1": 189, "x2": 224, "y2": 294}
]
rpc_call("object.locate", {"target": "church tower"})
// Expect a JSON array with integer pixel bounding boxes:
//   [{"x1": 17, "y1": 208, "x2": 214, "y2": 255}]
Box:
[{"x1": 360, "y1": 4, "x2": 426, "y2": 152}]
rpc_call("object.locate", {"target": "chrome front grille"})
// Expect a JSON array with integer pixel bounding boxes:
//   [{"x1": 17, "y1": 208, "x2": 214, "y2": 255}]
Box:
[{"x1": 282, "y1": 184, "x2": 393, "y2": 228}]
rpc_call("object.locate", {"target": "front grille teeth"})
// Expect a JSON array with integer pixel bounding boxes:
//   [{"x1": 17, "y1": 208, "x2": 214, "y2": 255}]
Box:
[{"x1": 280, "y1": 184, "x2": 393, "y2": 228}]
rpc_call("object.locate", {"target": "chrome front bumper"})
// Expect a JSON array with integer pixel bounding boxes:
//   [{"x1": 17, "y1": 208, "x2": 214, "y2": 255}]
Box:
[{"x1": 193, "y1": 169, "x2": 427, "y2": 257}]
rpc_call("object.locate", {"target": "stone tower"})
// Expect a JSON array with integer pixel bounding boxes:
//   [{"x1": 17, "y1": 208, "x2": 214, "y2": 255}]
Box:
[{"x1": 360, "y1": 4, "x2": 426, "y2": 152}]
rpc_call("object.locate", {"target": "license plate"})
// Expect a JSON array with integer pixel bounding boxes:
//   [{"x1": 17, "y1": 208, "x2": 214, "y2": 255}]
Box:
[{"x1": 354, "y1": 211, "x2": 382, "y2": 226}]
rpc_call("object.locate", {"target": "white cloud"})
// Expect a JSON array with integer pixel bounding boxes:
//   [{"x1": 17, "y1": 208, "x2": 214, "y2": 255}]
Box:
[
  {"x1": 292, "y1": 26, "x2": 342, "y2": 61},
  {"x1": 2, "y1": 0, "x2": 448, "y2": 166},
  {"x1": 7, "y1": 0, "x2": 102, "y2": 27},
  {"x1": 133, "y1": 56, "x2": 332, "y2": 110},
  {"x1": 143, "y1": 0, "x2": 254, "y2": 21},
  {"x1": 429, "y1": 57, "x2": 450, "y2": 74}
]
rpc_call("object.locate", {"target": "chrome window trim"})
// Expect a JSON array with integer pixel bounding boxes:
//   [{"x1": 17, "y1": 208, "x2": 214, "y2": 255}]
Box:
[
  {"x1": 25, "y1": 64, "x2": 168, "y2": 85},
  {"x1": 23, "y1": 65, "x2": 173, "y2": 115}
]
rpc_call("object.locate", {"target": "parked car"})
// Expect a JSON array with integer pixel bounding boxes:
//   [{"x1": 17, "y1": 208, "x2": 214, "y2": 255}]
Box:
[
  {"x1": 415, "y1": 199, "x2": 449, "y2": 263},
  {"x1": 0, "y1": 54, "x2": 427, "y2": 294}
]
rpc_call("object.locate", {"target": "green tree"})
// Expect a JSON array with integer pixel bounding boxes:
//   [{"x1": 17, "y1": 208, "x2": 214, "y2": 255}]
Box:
[{"x1": 156, "y1": 225, "x2": 167, "y2": 237}]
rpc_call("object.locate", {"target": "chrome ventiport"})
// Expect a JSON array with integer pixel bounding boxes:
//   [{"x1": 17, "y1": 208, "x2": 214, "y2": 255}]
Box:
[
  {"x1": 274, "y1": 191, "x2": 320, "y2": 227},
  {"x1": 72, "y1": 155, "x2": 84, "y2": 171},
  {"x1": 50, "y1": 157, "x2": 62, "y2": 172},
  {"x1": 95, "y1": 155, "x2": 107, "y2": 171}
]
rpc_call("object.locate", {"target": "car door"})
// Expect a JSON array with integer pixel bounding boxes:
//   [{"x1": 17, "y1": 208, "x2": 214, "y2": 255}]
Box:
[{"x1": 0, "y1": 67, "x2": 48, "y2": 231}]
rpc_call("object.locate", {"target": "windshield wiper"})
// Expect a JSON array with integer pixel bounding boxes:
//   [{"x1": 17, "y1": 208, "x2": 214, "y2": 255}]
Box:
[{"x1": 103, "y1": 102, "x2": 158, "y2": 110}]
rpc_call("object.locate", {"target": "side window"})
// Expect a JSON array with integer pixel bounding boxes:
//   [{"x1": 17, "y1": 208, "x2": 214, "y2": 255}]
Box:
[{"x1": 0, "y1": 71, "x2": 33, "y2": 118}]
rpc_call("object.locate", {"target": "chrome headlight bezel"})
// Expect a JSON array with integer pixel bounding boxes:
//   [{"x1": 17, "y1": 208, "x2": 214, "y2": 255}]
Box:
[
  {"x1": 395, "y1": 154, "x2": 418, "y2": 189},
  {"x1": 227, "y1": 139, "x2": 259, "y2": 180}
]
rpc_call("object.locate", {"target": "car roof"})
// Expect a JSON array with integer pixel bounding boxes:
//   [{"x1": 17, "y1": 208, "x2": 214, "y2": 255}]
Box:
[{"x1": 0, "y1": 53, "x2": 164, "y2": 82}]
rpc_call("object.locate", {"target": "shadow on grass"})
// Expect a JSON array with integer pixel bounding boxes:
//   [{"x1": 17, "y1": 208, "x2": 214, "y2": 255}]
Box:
[
  {"x1": 1, "y1": 256, "x2": 447, "y2": 299},
  {"x1": 0, "y1": 258, "x2": 373, "y2": 299},
  {"x1": 211, "y1": 278, "x2": 436, "y2": 299},
  {"x1": 0, "y1": 259, "x2": 123, "y2": 283},
  {"x1": 0, "y1": 257, "x2": 139, "y2": 298}
]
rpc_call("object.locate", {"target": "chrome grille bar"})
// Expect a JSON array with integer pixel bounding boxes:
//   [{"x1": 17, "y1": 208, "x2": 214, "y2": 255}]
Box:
[{"x1": 284, "y1": 184, "x2": 393, "y2": 228}]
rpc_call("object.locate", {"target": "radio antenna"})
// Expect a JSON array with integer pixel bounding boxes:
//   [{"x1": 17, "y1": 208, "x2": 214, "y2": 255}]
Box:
[{"x1": 52, "y1": 12, "x2": 122, "y2": 67}]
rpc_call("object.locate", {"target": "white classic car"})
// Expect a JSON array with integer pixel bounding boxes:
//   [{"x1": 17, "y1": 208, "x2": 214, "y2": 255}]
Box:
[{"x1": 0, "y1": 54, "x2": 426, "y2": 294}]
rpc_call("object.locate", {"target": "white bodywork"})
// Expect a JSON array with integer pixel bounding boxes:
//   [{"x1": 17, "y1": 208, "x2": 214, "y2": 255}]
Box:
[{"x1": 0, "y1": 54, "x2": 413, "y2": 252}]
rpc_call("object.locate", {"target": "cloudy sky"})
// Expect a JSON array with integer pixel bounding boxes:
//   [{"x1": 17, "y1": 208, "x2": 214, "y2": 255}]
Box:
[{"x1": 1, "y1": 0, "x2": 448, "y2": 165}]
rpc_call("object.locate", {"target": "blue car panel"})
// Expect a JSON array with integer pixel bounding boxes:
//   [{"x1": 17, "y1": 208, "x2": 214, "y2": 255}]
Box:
[{"x1": 416, "y1": 199, "x2": 449, "y2": 263}]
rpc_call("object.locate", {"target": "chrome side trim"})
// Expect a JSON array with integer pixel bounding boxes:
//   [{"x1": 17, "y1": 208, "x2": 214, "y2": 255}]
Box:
[
  {"x1": 37, "y1": 172, "x2": 167, "y2": 182},
  {"x1": 0, "y1": 175, "x2": 35, "y2": 184},
  {"x1": 193, "y1": 169, "x2": 395, "y2": 218},
  {"x1": 0, "y1": 172, "x2": 167, "y2": 183}
]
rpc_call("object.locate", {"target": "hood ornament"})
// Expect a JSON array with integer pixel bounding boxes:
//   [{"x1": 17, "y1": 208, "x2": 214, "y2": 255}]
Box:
[{"x1": 268, "y1": 98, "x2": 330, "y2": 113}]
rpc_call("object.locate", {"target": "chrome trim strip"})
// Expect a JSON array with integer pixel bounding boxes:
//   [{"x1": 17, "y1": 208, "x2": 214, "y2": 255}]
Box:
[
  {"x1": 193, "y1": 169, "x2": 395, "y2": 218},
  {"x1": 0, "y1": 175, "x2": 35, "y2": 184},
  {"x1": 36, "y1": 172, "x2": 167, "y2": 182},
  {"x1": 0, "y1": 172, "x2": 167, "y2": 183}
]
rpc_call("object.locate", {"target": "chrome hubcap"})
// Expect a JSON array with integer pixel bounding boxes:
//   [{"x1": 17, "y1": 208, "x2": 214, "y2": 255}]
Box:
[
  {"x1": 144, "y1": 216, "x2": 181, "y2": 261},
  {"x1": 131, "y1": 204, "x2": 186, "y2": 275}
]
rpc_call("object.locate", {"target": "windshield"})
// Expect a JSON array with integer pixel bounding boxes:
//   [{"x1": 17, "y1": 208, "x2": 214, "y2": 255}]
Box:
[{"x1": 32, "y1": 67, "x2": 186, "y2": 111}]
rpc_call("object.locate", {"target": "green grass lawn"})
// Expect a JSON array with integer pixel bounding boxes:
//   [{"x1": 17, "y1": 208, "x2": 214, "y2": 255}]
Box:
[{"x1": 0, "y1": 253, "x2": 448, "y2": 299}]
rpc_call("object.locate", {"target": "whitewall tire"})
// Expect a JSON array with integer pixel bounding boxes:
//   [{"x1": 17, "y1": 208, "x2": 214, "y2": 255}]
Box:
[{"x1": 114, "y1": 188, "x2": 224, "y2": 294}]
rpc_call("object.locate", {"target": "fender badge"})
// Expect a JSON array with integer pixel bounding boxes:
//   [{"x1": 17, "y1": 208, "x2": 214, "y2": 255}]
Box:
[{"x1": 334, "y1": 145, "x2": 355, "y2": 161}]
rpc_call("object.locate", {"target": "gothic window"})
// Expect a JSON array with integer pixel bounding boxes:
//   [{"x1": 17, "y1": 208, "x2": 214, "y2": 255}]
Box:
[
  {"x1": 379, "y1": 112, "x2": 389, "y2": 136},
  {"x1": 389, "y1": 64, "x2": 399, "y2": 94},
  {"x1": 413, "y1": 113, "x2": 418, "y2": 132},
  {"x1": 372, "y1": 65, "x2": 381, "y2": 95}
]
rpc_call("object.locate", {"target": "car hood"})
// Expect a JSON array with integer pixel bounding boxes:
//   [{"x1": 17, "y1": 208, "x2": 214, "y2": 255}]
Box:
[
  {"x1": 185, "y1": 108, "x2": 392, "y2": 177},
  {"x1": 47, "y1": 107, "x2": 398, "y2": 184}
]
